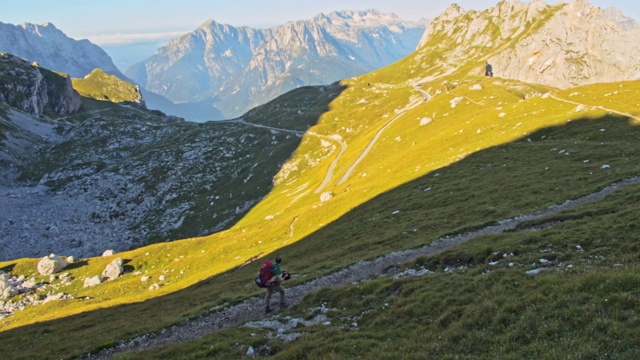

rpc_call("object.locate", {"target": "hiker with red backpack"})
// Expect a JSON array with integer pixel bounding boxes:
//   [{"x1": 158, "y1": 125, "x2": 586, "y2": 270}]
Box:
[{"x1": 256, "y1": 255, "x2": 290, "y2": 313}]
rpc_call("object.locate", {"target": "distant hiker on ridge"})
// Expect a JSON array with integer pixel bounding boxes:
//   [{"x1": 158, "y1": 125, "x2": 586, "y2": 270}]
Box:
[
  {"x1": 485, "y1": 61, "x2": 493, "y2": 77},
  {"x1": 261, "y1": 255, "x2": 290, "y2": 313}
]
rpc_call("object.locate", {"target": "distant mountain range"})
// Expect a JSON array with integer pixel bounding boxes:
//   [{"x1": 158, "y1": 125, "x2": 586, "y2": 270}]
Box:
[
  {"x1": 3, "y1": 3, "x2": 639, "y2": 122},
  {"x1": 0, "y1": 22, "x2": 123, "y2": 79},
  {"x1": 0, "y1": 12, "x2": 428, "y2": 122},
  {"x1": 126, "y1": 10, "x2": 428, "y2": 120}
]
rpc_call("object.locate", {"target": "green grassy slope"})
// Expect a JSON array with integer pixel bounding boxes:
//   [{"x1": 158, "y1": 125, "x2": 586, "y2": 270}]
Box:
[
  {"x1": 1, "y1": 2, "x2": 640, "y2": 358},
  {"x1": 72, "y1": 68, "x2": 143, "y2": 104},
  {"x1": 116, "y1": 185, "x2": 640, "y2": 359},
  {"x1": 5, "y1": 112, "x2": 633, "y2": 360},
  {"x1": 1, "y1": 76, "x2": 639, "y2": 359}
]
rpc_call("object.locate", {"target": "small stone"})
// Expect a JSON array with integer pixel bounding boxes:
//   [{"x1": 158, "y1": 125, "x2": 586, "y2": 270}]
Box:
[{"x1": 83, "y1": 276, "x2": 102, "y2": 288}]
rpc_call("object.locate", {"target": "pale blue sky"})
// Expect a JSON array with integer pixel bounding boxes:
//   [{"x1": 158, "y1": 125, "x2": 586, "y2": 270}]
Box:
[{"x1": 2, "y1": 0, "x2": 639, "y2": 45}]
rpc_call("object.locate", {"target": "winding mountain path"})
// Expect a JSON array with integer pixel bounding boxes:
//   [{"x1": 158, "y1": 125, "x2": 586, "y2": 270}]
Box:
[
  {"x1": 87, "y1": 176, "x2": 640, "y2": 359},
  {"x1": 337, "y1": 93, "x2": 424, "y2": 185},
  {"x1": 232, "y1": 119, "x2": 348, "y2": 194},
  {"x1": 548, "y1": 93, "x2": 640, "y2": 122}
]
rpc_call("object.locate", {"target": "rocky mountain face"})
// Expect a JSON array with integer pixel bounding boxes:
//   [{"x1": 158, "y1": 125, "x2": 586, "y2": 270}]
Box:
[
  {"x1": 0, "y1": 21, "x2": 123, "y2": 79},
  {"x1": 0, "y1": 52, "x2": 81, "y2": 117},
  {"x1": 0, "y1": 52, "x2": 81, "y2": 197},
  {"x1": 416, "y1": 0, "x2": 640, "y2": 88},
  {"x1": 126, "y1": 10, "x2": 427, "y2": 120}
]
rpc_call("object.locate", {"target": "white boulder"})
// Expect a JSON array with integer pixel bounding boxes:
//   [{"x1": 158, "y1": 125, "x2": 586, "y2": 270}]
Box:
[
  {"x1": 83, "y1": 275, "x2": 103, "y2": 288},
  {"x1": 22, "y1": 277, "x2": 38, "y2": 290},
  {"x1": 2, "y1": 285, "x2": 18, "y2": 299},
  {"x1": 102, "y1": 258, "x2": 124, "y2": 281},
  {"x1": 0, "y1": 276, "x2": 9, "y2": 292},
  {"x1": 37, "y1": 254, "x2": 68, "y2": 275}
]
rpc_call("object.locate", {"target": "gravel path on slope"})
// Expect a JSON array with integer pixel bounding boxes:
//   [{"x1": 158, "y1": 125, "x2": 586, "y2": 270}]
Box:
[{"x1": 85, "y1": 176, "x2": 640, "y2": 359}]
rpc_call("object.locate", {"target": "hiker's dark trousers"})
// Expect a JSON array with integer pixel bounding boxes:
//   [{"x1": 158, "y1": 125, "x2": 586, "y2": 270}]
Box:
[{"x1": 265, "y1": 283, "x2": 285, "y2": 307}]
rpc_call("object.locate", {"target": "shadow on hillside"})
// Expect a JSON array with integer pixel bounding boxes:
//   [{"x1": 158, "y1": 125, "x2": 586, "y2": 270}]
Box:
[
  {"x1": 122, "y1": 259, "x2": 134, "y2": 274},
  {"x1": 0, "y1": 263, "x2": 15, "y2": 273},
  {"x1": 157, "y1": 83, "x2": 347, "y2": 244},
  {"x1": 4, "y1": 115, "x2": 640, "y2": 359},
  {"x1": 65, "y1": 260, "x2": 88, "y2": 271}
]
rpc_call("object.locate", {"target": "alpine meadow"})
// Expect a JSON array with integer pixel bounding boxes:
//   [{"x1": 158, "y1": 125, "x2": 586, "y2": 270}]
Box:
[{"x1": 1, "y1": 1, "x2": 640, "y2": 359}]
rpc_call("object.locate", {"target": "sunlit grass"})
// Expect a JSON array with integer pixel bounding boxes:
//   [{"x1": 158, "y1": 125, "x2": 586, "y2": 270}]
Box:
[
  {"x1": 2, "y1": 24, "x2": 640, "y2": 358},
  {"x1": 72, "y1": 69, "x2": 142, "y2": 104},
  {"x1": 2, "y1": 106, "x2": 639, "y2": 358},
  {"x1": 112, "y1": 181, "x2": 640, "y2": 359}
]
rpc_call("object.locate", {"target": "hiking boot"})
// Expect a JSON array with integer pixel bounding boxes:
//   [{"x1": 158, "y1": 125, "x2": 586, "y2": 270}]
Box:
[
  {"x1": 280, "y1": 302, "x2": 288, "y2": 308},
  {"x1": 265, "y1": 306, "x2": 273, "y2": 314}
]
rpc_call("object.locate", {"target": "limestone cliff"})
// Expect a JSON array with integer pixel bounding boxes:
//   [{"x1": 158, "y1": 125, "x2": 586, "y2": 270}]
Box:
[
  {"x1": 417, "y1": 0, "x2": 640, "y2": 88},
  {"x1": 0, "y1": 52, "x2": 81, "y2": 117}
]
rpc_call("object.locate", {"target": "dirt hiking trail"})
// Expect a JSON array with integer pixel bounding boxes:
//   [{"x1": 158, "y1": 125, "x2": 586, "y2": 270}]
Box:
[{"x1": 87, "y1": 176, "x2": 640, "y2": 359}]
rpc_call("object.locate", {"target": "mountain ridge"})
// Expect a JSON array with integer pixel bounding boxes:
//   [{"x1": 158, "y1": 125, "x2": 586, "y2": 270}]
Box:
[
  {"x1": 0, "y1": 21, "x2": 123, "y2": 79},
  {"x1": 126, "y1": 9, "x2": 427, "y2": 120}
]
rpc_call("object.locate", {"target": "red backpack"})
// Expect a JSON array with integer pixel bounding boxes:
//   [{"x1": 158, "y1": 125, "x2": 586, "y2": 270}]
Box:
[{"x1": 255, "y1": 260, "x2": 273, "y2": 288}]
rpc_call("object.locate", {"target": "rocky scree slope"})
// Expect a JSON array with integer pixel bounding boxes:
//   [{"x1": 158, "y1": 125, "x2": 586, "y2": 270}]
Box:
[
  {"x1": 0, "y1": 66, "x2": 343, "y2": 261},
  {"x1": 126, "y1": 9, "x2": 427, "y2": 120},
  {"x1": 416, "y1": 0, "x2": 640, "y2": 88},
  {"x1": 0, "y1": 53, "x2": 81, "y2": 186}
]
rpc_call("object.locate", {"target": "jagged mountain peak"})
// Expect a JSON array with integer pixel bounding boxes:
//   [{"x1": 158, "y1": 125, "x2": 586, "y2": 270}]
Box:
[
  {"x1": 441, "y1": 3, "x2": 465, "y2": 19},
  {"x1": 318, "y1": 9, "x2": 399, "y2": 25},
  {"x1": 197, "y1": 18, "x2": 256, "y2": 33},
  {"x1": 127, "y1": 9, "x2": 427, "y2": 120},
  {"x1": 18, "y1": 21, "x2": 58, "y2": 33},
  {"x1": 0, "y1": 20, "x2": 124, "y2": 79},
  {"x1": 416, "y1": 0, "x2": 640, "y2": 89}
]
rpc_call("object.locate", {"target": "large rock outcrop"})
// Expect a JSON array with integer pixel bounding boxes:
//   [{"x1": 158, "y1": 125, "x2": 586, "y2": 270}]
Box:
[
  {"x1": 0, "y1": 52, "x2": 81, "y2": 117},
  {"x1": 416, "y1": 0, "x2": 640, "y2": 88},
  {"x1": 72, "y1": 69, "x2": 146, "y2": 108}
]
